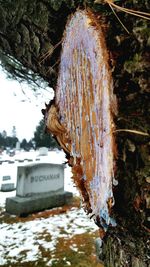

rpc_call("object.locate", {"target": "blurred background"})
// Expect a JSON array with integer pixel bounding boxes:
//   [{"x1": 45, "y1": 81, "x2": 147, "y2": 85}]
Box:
[{"x1": 0, "y1": 68, "x2": 102, "y2": 267}]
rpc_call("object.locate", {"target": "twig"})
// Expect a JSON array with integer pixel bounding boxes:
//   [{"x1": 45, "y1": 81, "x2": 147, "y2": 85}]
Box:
[
  {"x1": 113, "y1": 129, "x2": 149, "y2": 136},
  {"x1": 95, "y1": 0, "x2": 150, "y2": 20},
  {"x1": 108, "y1": 3, "x2": 130, "y2": 34}
]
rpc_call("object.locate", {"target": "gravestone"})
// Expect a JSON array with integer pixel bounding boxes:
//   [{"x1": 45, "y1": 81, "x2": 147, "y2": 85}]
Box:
[
  {"x1": 6, "y1": 163, "x2": 72, "y2": 216},
  {"x1": 38, "y1": 147, "x2": 48, "y2": 156},
  {"x1": 1, "y1": 175, "x2": 15, "y2": 192}
]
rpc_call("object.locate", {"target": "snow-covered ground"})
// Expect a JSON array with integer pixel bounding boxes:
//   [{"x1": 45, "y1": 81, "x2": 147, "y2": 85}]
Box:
[
  {"x1": 0, "y1": 206, "x2": 98, "y2": 265},
  {"x1": 0, "y1": 150, "x2": 98, "y2": 266}
]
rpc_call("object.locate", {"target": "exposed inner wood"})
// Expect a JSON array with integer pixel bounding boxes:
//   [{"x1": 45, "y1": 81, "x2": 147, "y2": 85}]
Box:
[{"x1": 46, "y1": 10, "x2": 117, "y2": 229}]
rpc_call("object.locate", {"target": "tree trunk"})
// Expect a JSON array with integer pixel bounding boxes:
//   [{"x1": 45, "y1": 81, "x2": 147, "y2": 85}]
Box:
[{"x1": 0, "y1": 1, "x2": 150, "y2": 266}]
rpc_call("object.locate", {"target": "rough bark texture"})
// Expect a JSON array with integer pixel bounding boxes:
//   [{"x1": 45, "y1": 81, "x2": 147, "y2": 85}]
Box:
[
  {"x1": 0, "y1": 0, "x2": 79, "y2": 86},
  {"x1": 0, "y1": 1, "x2": 150, "y2": 266}
]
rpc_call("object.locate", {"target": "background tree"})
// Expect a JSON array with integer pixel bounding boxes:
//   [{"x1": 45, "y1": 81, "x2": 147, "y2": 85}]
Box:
[
  {"x1": 33, "y1": 118, "x2": 60, "y2": 149},
  {"x1": 0, "y1": 1, "x2": 149, "y2": 266},
  {"x1": 0, "y1": 132, "x2": 5, "y2": 148},
  {"x1": 20, "y1": 138, "x2": 28, "y2": 149},
  {"x1": 0, "y1": 130, "x2": 18, "y2": 149},
  {"x1": 20, "y1": 139, "x2": 34, "y2": 150}
]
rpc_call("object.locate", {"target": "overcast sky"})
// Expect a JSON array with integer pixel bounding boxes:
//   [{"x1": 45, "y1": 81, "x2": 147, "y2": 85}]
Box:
[{"x1": 0, "y1": 68, "x2": 54, "y2": 141}]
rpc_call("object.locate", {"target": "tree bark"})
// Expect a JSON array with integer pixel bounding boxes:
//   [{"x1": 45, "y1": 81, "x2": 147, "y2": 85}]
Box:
[
  {"x1": 0, "y1": 0, "x2": 79, "y2": 86},
  {"x1": 0, "y1": 1, "x2": 150, "y2": 266}
]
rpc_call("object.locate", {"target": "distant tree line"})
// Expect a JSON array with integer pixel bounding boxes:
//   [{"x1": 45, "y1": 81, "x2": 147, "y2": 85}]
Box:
[
  {"x1": 0, "y1": 131, "x2": 32, "y2": 150},
  {"x1": 0, "y1": 131, "x2": 18, "y2": 149},
  {"x1": 0, "y1": 119, "x2": 60, "y2": 150}
]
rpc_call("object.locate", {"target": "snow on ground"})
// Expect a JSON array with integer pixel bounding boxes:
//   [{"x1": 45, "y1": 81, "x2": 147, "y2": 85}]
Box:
[
  {"x1": 0, "y1": 207, "x2": 98, "y2": 265},
  {"x1": 0, "y1": 150, "x2": 98, "y2": 266},
  {"x1": 0, "y1": 190, "x2": 16, "y2": 207}
]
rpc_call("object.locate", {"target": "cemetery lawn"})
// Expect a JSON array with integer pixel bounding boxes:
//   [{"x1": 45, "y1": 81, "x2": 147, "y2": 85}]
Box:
[{"x1": 0, "y1": 196, "x2": 103, "y2": 267}]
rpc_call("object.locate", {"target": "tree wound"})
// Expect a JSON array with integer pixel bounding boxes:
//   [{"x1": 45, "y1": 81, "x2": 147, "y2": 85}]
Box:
[{"x1": 46, "y1": 10, "x2": 117, "y2": 230}]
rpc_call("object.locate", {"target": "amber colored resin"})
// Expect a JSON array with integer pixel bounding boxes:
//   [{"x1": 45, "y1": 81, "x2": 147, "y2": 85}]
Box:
[{"x1": 49, "y1": 10, "x2": 117, "y2": 229}]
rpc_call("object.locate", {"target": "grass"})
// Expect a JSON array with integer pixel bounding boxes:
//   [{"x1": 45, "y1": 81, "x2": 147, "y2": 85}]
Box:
[
  {"x1": 1, "y1": 232, "x2": 103, "y2": 267},
  {"x1": 0, "y1": 197, "x2": 104, "y2": 267},
  {"x1": 52, "y1": 231, "x2": 103, "y2": 267}
]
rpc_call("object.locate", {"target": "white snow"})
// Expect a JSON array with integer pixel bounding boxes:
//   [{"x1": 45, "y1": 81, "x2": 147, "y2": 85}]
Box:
[{"x1": 0, "y1": 207, "x2": 97, "y2": 264}]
